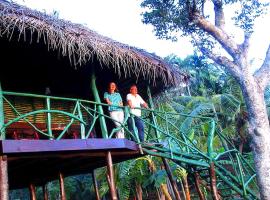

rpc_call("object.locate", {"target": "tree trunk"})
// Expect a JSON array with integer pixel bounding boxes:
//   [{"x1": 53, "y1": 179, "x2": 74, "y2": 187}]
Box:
[
  {"x1": 0, "y1": 156, "x2": 8, "y2": 200},
  {"x1": 240, "y1": 76, "x2": 270, "y2": 200},
  {"x1": 29, "y1": 183, "x2": 36, "y2": 200},
  {"x1": 194, "y1": 172, "x2": 206, "y2": 200},
  {"x1": 162, "y1": 158, "x2": 182, "y2": 200},
  {"x1": 42, "y1": 184, "x2": 48, "y2": 200},
  {"x1": 135, "y1": 182, "x2": 143, "y2": 200},
  {"x1": 106, "y1": 151, "x2": 118, "y2": 200},
  {"x1": 92, "y1": 171, "x2": 100, "y2": 200},
  {"x1": 146, "y1": 158, "x2": 172, "y2": 200},
  {"x1": 160, "y1": 184, "x2": 172, "y2": 200},
  {"x1": 181, "y1": 177, "x2": 191, "y2": 200},
  {"x1": 209, "y1": 162, "x2": 220, "y2": 200}
]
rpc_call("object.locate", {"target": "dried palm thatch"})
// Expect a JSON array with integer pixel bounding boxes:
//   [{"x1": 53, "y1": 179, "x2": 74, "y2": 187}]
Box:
[{"x1": 0, "y1": 0, "x2": 183, "y2": 86}]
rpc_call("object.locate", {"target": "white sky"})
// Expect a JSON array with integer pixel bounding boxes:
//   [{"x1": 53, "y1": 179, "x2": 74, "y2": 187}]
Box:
[{"x1": 13, "y1": 0, "x2": 270, "y2": 67}]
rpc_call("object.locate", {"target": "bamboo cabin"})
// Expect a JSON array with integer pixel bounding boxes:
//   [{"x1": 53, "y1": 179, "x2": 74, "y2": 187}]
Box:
[{"x1": 0, "y1": 1, "x2": 182, "y2": 199}]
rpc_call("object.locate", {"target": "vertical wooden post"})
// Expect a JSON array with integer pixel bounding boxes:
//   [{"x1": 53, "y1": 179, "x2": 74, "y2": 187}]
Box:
[
  {"x1": 42, "y1": 184, "x2": 49, "y2": 200},
  {"x1": 0, "y1": 83, "x2": 5, "y2": 140},
  {"x1": 59, "y1": 172, "x2": 66, "y2": 200},
  {"x1": 0, "y1": 156, "x2": 8, "y2": 200},
  {"x1": 92, "y1": 170, "x2": 100, "y2": 200},
  {"x1": 77, "y1": 101, "x2": 86, "y2": 139},
  {"x1": 194, "y1": 172, "x2": 206, "y2": 200},
  {"x1": 46, "y1": 97, "x2": 53, "y2": 139},
  {"x1": 29, "y1": 183, "x2": 36, "y2": 200},
  {"x1": 91, "y1": 72, "x2": 108, "y2": 138},
  {"x1": 209, "y1": 162, "x2": 220, "y2": 200},
  {"x1": 162, "y1": 158, "x2": 182, "y2": 200},
  {"x1": 106, "y1": 151, "x2": 117, "y2": 200},
  {"x1": 147, "y1": 86, "x2": 160, "y2": 142}
]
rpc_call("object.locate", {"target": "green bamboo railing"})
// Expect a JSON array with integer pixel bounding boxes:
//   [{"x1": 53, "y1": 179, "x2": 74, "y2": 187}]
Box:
[{"x1": 0, "y1": 91, "x2": 259, "y2": 199}]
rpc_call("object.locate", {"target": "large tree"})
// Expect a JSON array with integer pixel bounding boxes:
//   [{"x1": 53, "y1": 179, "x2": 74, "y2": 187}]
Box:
[{"x1": 140, "y1": 0, "x2": 270, "y2": 199}]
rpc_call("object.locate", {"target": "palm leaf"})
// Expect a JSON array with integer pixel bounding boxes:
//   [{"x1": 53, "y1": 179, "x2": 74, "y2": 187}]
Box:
[{"x1": 180, "y1": 103, "x2": 213, "y2": 135}]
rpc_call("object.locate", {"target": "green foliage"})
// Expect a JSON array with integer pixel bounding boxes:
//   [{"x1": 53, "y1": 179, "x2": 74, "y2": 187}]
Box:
[
  {"x1": 141, "y1": 0, "x2": 269, "y2": 42},
  {"x1": 143, "y1": 169, "x2": 167, "y2": 188}
]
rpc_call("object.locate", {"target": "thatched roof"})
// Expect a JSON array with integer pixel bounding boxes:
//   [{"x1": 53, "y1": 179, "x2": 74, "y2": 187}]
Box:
[{"x1": 0, "y1": 0, "x2": 182, "y2": 85}]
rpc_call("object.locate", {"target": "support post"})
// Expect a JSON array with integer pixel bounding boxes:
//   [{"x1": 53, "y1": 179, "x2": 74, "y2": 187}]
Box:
[
  {"x1": 46, "y1": 97, "x2": 53, "y2": 139},
  {"x1": 42, "y1": 184, "x2": 48, "y2": 200},
  {"x1": 106, "y1": 151, "x2": 117, "y2": 200},
  {"x1": 0, "y1": 83, "x2": 5, "y2": 140},
  {"x1": 92, "y1": 170, "x2": 100, "y2": 200},
  {"x1": 77, "y1": 102, "x2": 86, "y2": 139},
  {"x1": 194, "y1": 172, "x2": 206, "y2": 200},
  {"x1": 162, "y1": 158, "x2": 182, "y2": 200},
  {"x1": 29, "y1": 183, "x2": 36, "y2": 200},
  {"x1": 209, "y1": 163, "x2": 220, "y2": 200},
  {"x1": 0, "y1": 156, "x2": 8, "y2": 200},
  {"x1": 147, "y1": 86, "x2": 160, "y2": 142},
  {"x1": 91, "y1": 72, "x2": 108, "y2": 138},
  {"x1": 59, "y1": 172, "x2": 66, "y2": 200}
]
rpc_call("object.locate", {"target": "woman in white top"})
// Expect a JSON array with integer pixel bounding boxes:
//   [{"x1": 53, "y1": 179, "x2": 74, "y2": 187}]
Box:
[{"x1": 126, "y1": 85, "x2": 148, "y2": 142}]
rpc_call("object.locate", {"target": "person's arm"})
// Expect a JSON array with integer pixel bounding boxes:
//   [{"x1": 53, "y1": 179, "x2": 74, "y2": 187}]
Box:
[
  {"x1": 118, "y1": 93, "x2": 123, "y2": 106},
  {"x1": 138, "y1": 95, "x2": 148, "y2": 108},
  {"x1": 104, "y1": 93, "x2": 112, "y2": 105},
  {"x1": 142, "y1": 102, "x2": 148, "y2": 108},
  {"x1": 104, "y1": 98, "x2": 112, "y2": 105},
  {"x1": 127, "y1": 94, "x2": 135, "y2": 108}
]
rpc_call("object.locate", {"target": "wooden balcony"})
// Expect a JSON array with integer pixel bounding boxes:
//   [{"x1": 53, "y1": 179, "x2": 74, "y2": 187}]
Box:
[{"x1": 0, "y1": 139, "x2": 140, "y2": 189}]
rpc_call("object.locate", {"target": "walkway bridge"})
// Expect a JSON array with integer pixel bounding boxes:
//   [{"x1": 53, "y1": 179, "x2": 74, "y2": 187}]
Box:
[{"x1": 0, "y1": 91, "x2": 258, "y2": 199}]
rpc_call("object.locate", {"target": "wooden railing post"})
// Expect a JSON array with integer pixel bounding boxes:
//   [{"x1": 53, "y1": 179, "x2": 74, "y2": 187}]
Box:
[
  {"x1": 77, "y1": 101, "x2": 86, "y2": 139},
  {"x1": 162, "y1": 158, "x2": 182, "y2": 200},
  {"x1": 29, "y1": 183, "x2": 36, "y2": 200},
  {"x1": 0, "y1": 83, "x2": 5, "y2": 140},
  {"x1": 91, "y1": 72, "x2": 108, "y2": 138},
  {"x1": 46, "y1": 97, "x2": 53, "y2": 139},
  {"x1": 147, "y1": 86, "x2": 160, "y2": 142},
  {"x1": 59, "y1": 172, "x2": 66, "y2": 200},
  {"x1": 92, "y1": 170, "x2": 101, "y2": 200},
  {"x1": 106, "y1": 151, "x2": 117, "y2": 200},
  {"x1": 0, "y1": 156, "x2": 8, "y2": 200},
  {"x1": 42, "y1": 184, "x2": 49, "y2": 200}
]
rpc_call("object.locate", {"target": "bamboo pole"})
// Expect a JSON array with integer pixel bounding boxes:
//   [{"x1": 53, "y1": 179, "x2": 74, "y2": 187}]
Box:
[
  {"x1": 135, "y1": 182, "x2": 143, "y2": 200},
  {"x1": 209, "y1": 162, "x2": 220, "y2": 200},
  {"x1": 29, "y1": 183, "x2": 36, "y2": 200},
  {"x1": 182, "y1": 176, "x2": 191, "y2": 200},
  {"x1": 162, "y1": 158, "x2": 182, "y2": 200},
  {"x1": 194, "y1": 172, "x2": 206, "y2": 200},
  {"x1": 0, "y1": 83, "x2": 5, "y2": 140},
  {"x1": 147, "y1": 86, "x2": 160, "y2": 142},
  {"x1": 91, "y1": 72, "x2": 108, "y2": 138},
  {"x1": 0, "y1": 156, "x2": 8, "y2": 200},
  {"x1": 59, "y1": 172, "x2": 66, "y2": 200},
  {"x1": 42, "y1": 184, "x2": 48, "y2": 200},
  {"x1": 46, "y1": 97, "x2": 53, "y2": 139},
  {"x1": 106, "y1": 151, "x2": 117, "y2": 200},
  {"x1": 92, "y1": 170, "x2": 101, "y2": 200}
]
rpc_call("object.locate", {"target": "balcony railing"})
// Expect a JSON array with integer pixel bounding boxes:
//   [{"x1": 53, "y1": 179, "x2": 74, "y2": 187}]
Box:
[{"x1": 0, "y1": 91, "x2": 259, "y2": 199}]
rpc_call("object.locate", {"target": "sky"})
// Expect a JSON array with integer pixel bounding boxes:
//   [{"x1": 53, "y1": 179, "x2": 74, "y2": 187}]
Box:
[{"x1": 12, "y1": 0, "x2": 270, "y2": 67}]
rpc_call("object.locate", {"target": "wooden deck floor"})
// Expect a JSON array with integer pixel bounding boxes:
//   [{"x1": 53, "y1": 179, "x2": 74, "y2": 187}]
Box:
[{"x1": 0, "y1": 139, "x2": 140, "y2": 189}]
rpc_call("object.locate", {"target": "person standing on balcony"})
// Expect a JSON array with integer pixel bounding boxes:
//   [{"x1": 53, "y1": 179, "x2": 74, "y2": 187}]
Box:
[
  {"x1": 104, "y1": 82, "x2": 125, "y2": 138},
  {"x1": 127, "y1": 85, "x2": 148, "y2": 142}
]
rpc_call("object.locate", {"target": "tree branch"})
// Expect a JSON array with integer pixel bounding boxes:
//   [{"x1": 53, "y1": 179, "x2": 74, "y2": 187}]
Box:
[
  {"x1": 239, "y1": 32, "x2": 252, "y2": 57},
  {"x1": 212, "y1": 0, "x2": 225, "y2": 29},
  {"x1": 195, "y1": 14, "x2": 240, "y2": 61},
  {"x1": 254, "y1": 44, "x2": 270, "y2": 90},
  {"x1": 200, "y1": 46, "x2": 242, "y2": 81}
]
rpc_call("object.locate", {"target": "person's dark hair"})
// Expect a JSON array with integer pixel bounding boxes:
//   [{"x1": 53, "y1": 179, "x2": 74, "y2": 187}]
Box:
[
  {"x1": 108, "y1": 82, "x2": 119, "y2": 93},
  {"x1": 130, "y1": 84, "x2": 137, "y2": 89}
]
